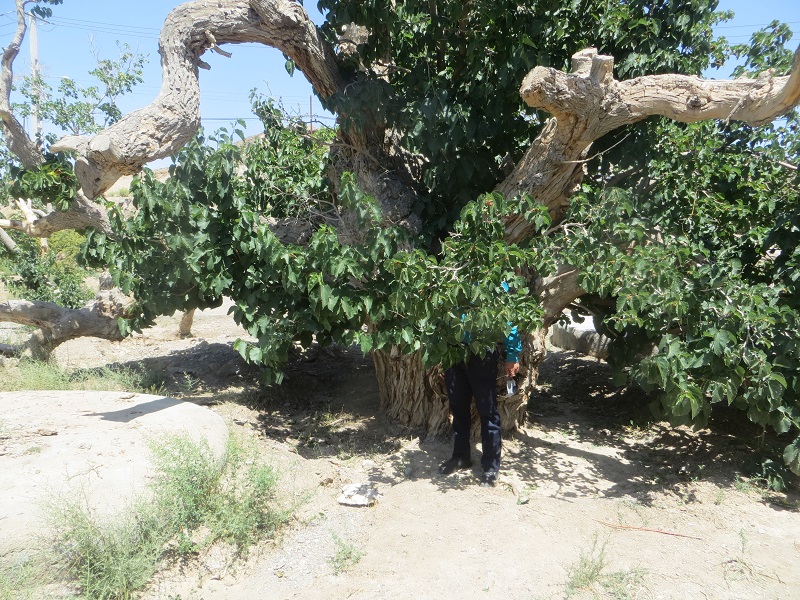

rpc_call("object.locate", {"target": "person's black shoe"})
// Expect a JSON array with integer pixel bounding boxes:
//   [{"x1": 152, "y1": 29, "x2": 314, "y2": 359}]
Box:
[
  {"x1": 480, "y1": 470, "x2": 498, "y2": 487},
  {"x1": 439, "y1": 456, "x2": 473, "y2": 475}
]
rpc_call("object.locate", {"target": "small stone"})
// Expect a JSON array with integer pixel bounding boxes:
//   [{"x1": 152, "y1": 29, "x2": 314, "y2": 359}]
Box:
[
  {"x1": 362, "y1": 459, "x2": 375, "y2": 469},
  {"x1": 404, "y1": 466, "x2": 413, "y2": 477}
]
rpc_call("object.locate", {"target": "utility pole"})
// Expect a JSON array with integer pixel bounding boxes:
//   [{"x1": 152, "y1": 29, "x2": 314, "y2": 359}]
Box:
[
  {"x1": 28, "y1": 12, "x2": 43, "y2": 143},
  {"x1": 309, "y1": 95, "x2": 313, "y2": 133}
]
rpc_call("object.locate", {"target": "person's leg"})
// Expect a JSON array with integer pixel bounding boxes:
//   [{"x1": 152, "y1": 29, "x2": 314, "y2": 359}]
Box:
[
  {"x1": 441, "y1": 360, "x2": 473, "y2": 471},
  {"x1": 466, "y1": 350, "x2": 501, "y2": 476}
]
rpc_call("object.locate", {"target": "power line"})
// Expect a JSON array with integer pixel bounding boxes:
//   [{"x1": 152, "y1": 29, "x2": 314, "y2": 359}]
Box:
[
  {"x1": 723, "y1": 34, "x2": 799, "y2": 40},
  {"x1": 6, "y1": 9, "x2": 799, "y2": 37},
  {"x1": 42, "y1": 18, "x2": 160, "y2": 40},
  {"x1": 30, "y1": 74, "x2": 325, "y2": 107},
  {"x1": 35, "y1": 12, "x2": 800, "y2": 34},
  {"x1": 716, "y1": 20, "x2": 800, "y2": 29},
  {"x1": 48, "y1": 16, "x2": 160, "y2": 33}
]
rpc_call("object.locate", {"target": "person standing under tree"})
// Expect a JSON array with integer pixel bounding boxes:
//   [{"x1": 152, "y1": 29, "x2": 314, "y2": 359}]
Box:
[{"x1": 439, "y1": 284, "x2": 521, "y2": 487}]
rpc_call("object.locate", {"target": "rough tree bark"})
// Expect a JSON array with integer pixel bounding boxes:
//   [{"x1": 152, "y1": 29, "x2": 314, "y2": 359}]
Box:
[{"x1": 2, "y1": 0, "x2": 420, "y2": 359}]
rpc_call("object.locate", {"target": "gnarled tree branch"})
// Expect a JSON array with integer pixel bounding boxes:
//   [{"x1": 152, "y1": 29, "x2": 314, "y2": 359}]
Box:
[
  {"x1": 534, "y1": 267, "x2": 585, "y2": 327},
  {"x1": 501, "y1": 45, "x2": 800, "y2": 243},
  {"x1": 0, "y1": 290, "x2": 135, "y2": 359},
  {"x1": 51, "y1": 0, "x2": 343, "y2": 199}
]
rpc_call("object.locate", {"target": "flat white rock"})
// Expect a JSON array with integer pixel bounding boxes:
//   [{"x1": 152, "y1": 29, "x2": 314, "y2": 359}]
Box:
[{"x1": 337, "y1": 482, "x2": 381, "y2": 507}]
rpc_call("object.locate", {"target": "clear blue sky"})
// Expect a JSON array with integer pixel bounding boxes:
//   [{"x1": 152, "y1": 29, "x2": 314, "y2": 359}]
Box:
[{"x1": 1, "y1": 0, "x2": 799, "y2": 144}]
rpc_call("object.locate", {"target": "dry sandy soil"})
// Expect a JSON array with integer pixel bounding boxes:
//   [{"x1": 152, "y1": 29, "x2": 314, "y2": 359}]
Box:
[{"x1": 6, "y1": 302, "x2": 800, "y2": 599}]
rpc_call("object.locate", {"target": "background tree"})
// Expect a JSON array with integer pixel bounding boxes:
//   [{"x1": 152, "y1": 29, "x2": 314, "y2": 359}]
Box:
[
  {"x1": 2, "y1": 0, "x2": 800, "y2": 475},
  {"x1": 0, "y1": 1, "x2": 146, "y2": 357}
]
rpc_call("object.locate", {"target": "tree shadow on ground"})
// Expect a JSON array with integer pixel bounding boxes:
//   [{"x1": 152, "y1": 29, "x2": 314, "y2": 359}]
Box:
[
  {"x1": 84, "y1": 340, "x2": 261, "y2": 397},
  {"x1": 503, "y1": 349, "x2": 798, "y2": 507},
  {"x1": 87, "y1": 339, "x2": 797, "y2": 502}
]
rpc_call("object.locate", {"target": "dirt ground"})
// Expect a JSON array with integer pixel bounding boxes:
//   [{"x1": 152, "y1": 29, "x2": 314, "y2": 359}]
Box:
[{"x1": 21, "y1": 302, "x2": 800, "y2": 599}]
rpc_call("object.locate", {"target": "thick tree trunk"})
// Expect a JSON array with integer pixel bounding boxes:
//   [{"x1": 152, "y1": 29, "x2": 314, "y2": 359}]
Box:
[
  {"x1": 4, "y1": 0, "x2": 800, "y2": 437},
  {"x1": 372, "y1": 347, "x2": 451, "y2": 436},
  {"x1": 373, "y1": 269, "x2": 584, "y2": 436},
  {"x1": 372, "y1": 330, "x2": 548, "y2": 437}
]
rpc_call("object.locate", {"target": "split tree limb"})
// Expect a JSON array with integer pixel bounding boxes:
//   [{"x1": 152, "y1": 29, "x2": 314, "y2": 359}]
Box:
[
  {"x1": 0, "y1": 192, "x2": 112, "y2": 237},
  {"x1": 0, "y1": 227, "x2": 18, "y2": 254},
  {"x1": 534, "y1": 268, "x2": 585, "y2": 326},
  {"x1": 497, "y1": 45, "x2": 800, "y2": 322}
]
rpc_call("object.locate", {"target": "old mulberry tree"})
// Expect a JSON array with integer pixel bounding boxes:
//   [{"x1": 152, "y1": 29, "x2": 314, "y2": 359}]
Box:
[{"x1": 2, "y1": 1, "x2": 800, "y2": 472}]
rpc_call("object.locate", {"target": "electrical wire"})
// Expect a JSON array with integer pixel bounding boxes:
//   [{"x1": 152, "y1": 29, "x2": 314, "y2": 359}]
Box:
[
  {"x1": 46, "y1": 16, "x2": 160, "y2": 33},
  {"x1": 716, "y1": 20, "x2": 800, "y2": 29}
]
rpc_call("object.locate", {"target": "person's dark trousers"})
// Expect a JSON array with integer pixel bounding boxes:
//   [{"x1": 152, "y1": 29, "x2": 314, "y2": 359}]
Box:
[{"x1": 445, "y1": 349, "x2": 502, "y2": 473}]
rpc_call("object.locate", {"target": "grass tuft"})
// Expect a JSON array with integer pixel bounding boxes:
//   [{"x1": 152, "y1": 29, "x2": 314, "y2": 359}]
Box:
[
  {"x1": 49, "y1": 434, "x2": 288, "y2": 600},
  {"x1": 565, "y1": 533, "x2": 647, "y2": 599},
  {"x1": 0, "y1": 561, "x2": 42, "y2": 600},
  {"x1": 329, "y1": 534, "x2": 364, "y2": 575},
  {"x1": 1, "y1": 360, "x2": 166, "y2": 394},
  {"x1": 150, "y1": 435, "x2": 287, "y2": 553},
  {"x1": 566, "y1": 533, "x2": 608, "y2": 596},
  {"x1": 52, "y1": 496, "x2": 166, "y2": 600}
]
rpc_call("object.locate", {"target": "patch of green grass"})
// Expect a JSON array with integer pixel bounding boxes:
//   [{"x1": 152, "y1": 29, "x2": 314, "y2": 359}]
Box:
[
  {"x1": 565, "y1": 533, "x2": 647, "y2": 599},
  {"x1": 151, "y1": 434, "x2": 288, "y2": 552},
  {"x1": 517, "y1": 483, "x2": 538, "y2": 505},
  {"x1": 0, "y1": 324, "x2": 33, "y2": 348},
  {"x1": 733, "y1": 474, "x2": 772, "y2": 497},
  {"x1": 49, "y1": 433, "x2": 289, "y2": 600},
  {"x1": 1, "y1": 360, "x2": 166, "y2": 394},
  {"x1": 52, "y1": 496, "x2": 166, "y2": 600},
  {"x1": 722, "y1": 529, "x2": 757, "y2": 584},
  {"x1": 329, "y1": 534, "x2": 363, "y2": 575}
]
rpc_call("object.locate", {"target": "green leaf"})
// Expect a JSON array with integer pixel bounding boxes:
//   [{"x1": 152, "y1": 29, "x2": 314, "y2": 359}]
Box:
[
  {"x1": 360, "y1": 335, "x2": 374, "y2": 353},
  {"x1": 319, "y1": 284, "x2": 332, "y2": 309},
  {"x1": 783, "y1": 438, "x2": 800, "y2": 476}
]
